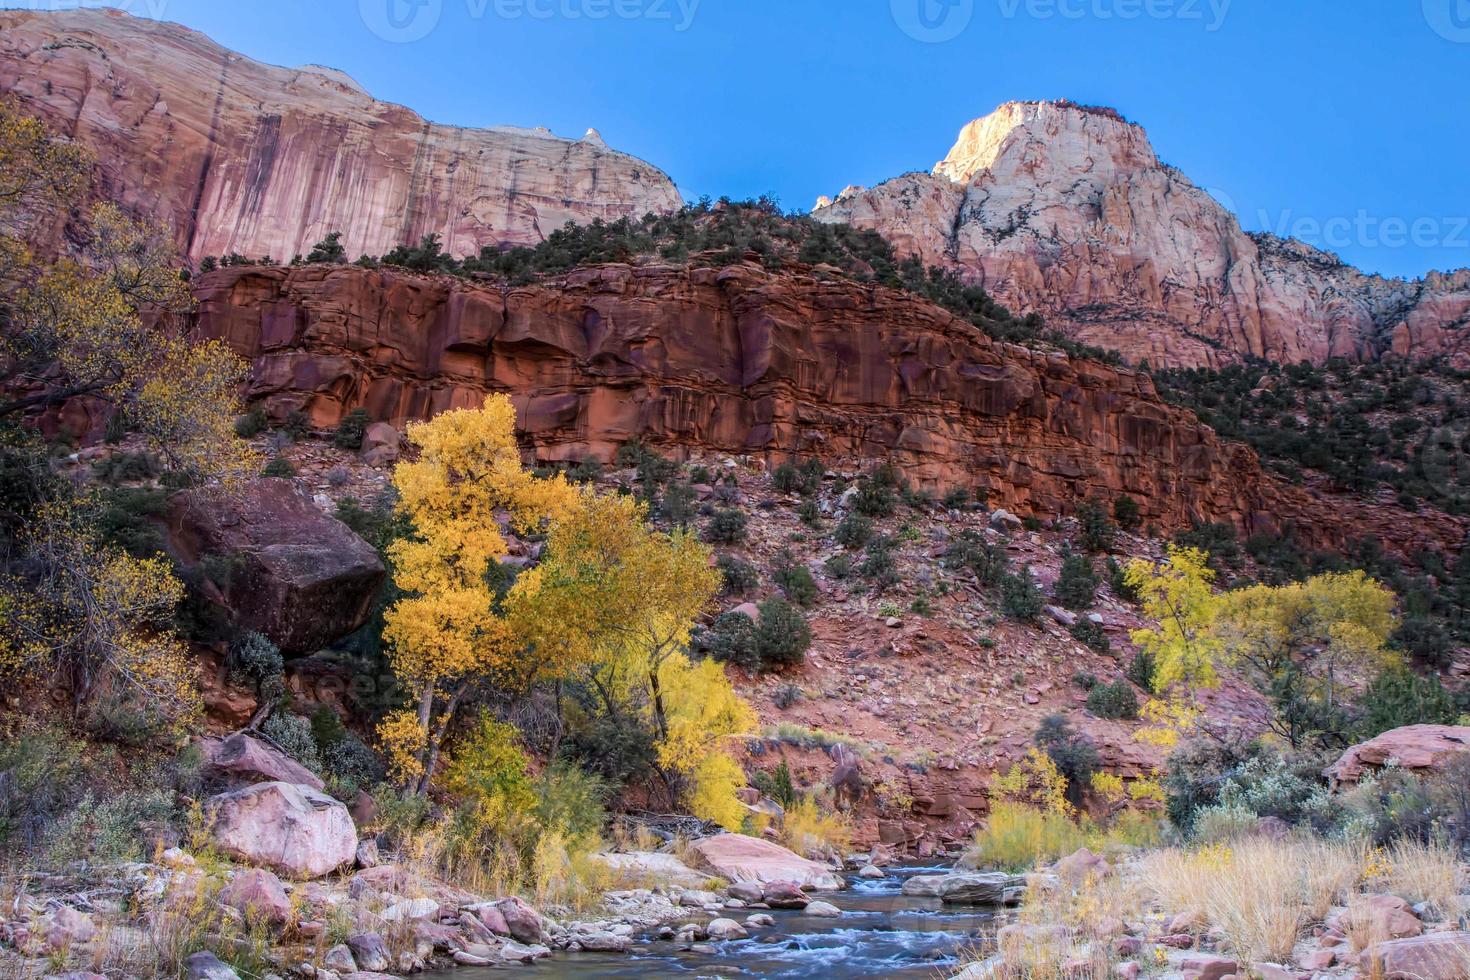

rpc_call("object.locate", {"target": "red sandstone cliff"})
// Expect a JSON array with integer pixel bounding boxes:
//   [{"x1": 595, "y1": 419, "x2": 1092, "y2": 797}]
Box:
[
  {"x1": 189, "y1": 260, "x2": 1463, "y2": 557},
  {"x1": 0, "y1": 8, "x2": 681, "y2": 262},
  {"x1": 814, "y1": 102, "x2": 1470, "y2": 369}
]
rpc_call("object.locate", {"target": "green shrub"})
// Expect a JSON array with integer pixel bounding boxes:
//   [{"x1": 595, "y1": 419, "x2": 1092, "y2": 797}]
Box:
[
  {"x1": 1034, "y1": 715, "x2": 1098, "y2": 808},
  {"x1": 751, "y1": 758, "x2": 798, "y2": 808},
  {"x1": 703, "y1": 611, "x2": 761, "y2": 669},
  {"x1": 1001, "y1": 567, "x2": 1044, "y2": 621},
  {"x1": 797, "y1": 498, "x2": 822, "y2": 527},
  {"x1": 772, "y1": 551, "x2": 818, "y2": 606},
  {"x1": 944, "y1": 530, "x2": 1010, "y2": 587},
  {"x1": 860, "y1": 535, "x2": 898, "y2": 586},
  {"x1": 756, "y1": 597, "x2": 812, "y2": 667},
  {"x1": 703, "y1": 507, "x2": 748, "y2": 544},
  {"x1": 262, "y1": 713, "x2": 322, "y2": 774},
  {"x1": 773, "y1": 460, "x2": 823, "y2": 496},
  {"x1": 568, "y1": 457, "x2": 603, "y2": 484},
  {"x1": 1126, "y1": 649, "x2": 1156, "y2": 692},
  {"x1": 1069, "y1": 618, "x2": 1111, "y2": 654},
  {"x1": 1109, "y1": 557, "x2": 1141, "y2": 603},
  {"x1": 334, "y1": 408, "x2": 371, "y2": 450},
  {"x1": 234, "y1": 407, "x2": 268, "y2": 439},
  {"x1": 1085, "y1": 680, "x2": 1139, "y2": 720},
  {"x1": 1354, "y1": 666, "x2": 1458, "y2": 740},
  {"x1": 1112, "y1": 495, "x2": 1142, "y2": 531},
  {"x1": 824, "y1": 553, "x2": 854, "y2": 580},
  {"x1": 283, "y1": 410, "x2": 311, "y2": 440},
  {"x1": 657, "y1": 481, "x2": 697, "y2": 528},
  {"x1": 0, "y1": 727, "x2": 89, "y2": 850},
  {"x1": 833, "y1": 512, "x2": 874, "y2": 550},
  {"x1": 1162, "y1": 737, "x2": 1260, "y2": 833},
  {"x1": 942, "y1": 488, "x2": 971, "y2": 509},
  {"x1": 1055, "y1": 551, "x2": 1099, "y2": 610},
  {"x1": 1077, "y1": 497, "x2": 1116, "y2": 553},
  {"x1": 717, "y1": 555, "x2": 759, "y2": 595},
  {"x1": 45, "y1": 789, "x2": 173, "y2": 865},
  {"x1": 852, "y1": 464, "x2": 902, "y2": 517},
  {"x1": 262, "y1": 455, "x2": 297, "y2": 478}
]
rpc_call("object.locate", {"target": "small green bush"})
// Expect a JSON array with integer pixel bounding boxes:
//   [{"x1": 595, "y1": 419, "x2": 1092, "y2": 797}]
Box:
[
  {"x1": 1077, "y1": 497, "x2": 1116, "y2": 553},
  {"x1": 1001, "y1": 567, "x2": 1044, "y2": 621},
  {"x1": 703, "y1": 507, "x2": 748, "y2": 544},
  {"x1": 756, "y1": 597, "x2": 812, "y2": 667},
  {"x1": 1069, "y1": 618, "x2": 1111, "y2": 654},
  {"x1": 263, "y1": 455, "x2": 297, "y2": 478},
  {"x1": 1086, "y1": 680, "x2": 1139, "y2": 720},
  {"x1": 824, "y1": 553, "x2": 854, "y2": 580},
  {"x1": 262, "y1": 712, "x2": 322, "y2": 774},
  {"x1": 1113, "y1": 495, "x2": 1142, "y2": 531},
  {"x1": 703, "y1": 611, "x2": 761, "y2": 669},
  {"x1": 772, "y1": 552, "x2": 818, "y2": 606},
  {"x1": 852, "y1": 464, "x2": 902, "y2": 517},
  {"x1": 944, "y1": 530, "x2": 1010, "y2": 587},
  {"x1": 1126, "y1": 649, "x2": 1156, "y2": 692},
  {"x1": 717, "y1": 555, "x2": 759, "y2": 595},
  {"x1": 234, "y1": 408, "x2": 268, "y2": 439},
  {"x1": 860, "y1": 535, "x2": 899, "y2": 586},
  {"x1": 942, "y1": 487, "x2": 971, "y2": 509},
  {"x1": 834, "y1": 512, "x2": 874, "y2": 550},
  {"x1": 334, "y1": 408, "x2": 372, "y2": 450},
  {"x1": 1055, "y1": 551, "x2": 1099, "y2": 610}
]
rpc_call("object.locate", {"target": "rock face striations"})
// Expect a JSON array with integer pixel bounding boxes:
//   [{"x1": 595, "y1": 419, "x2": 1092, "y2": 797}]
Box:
[
  {"x1": 189, "y1": 260, "x2": 1463, "y2": 556},
  {"x1": 0, "y1": 8, "x2": 681, "y2": 262},
  {"x1": 814, "y1": 101, "x2": 1470, "y2": 369}
]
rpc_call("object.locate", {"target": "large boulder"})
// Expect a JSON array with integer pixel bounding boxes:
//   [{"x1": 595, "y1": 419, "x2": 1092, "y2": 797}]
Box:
[
  {"x1": 1359, "y1": 932, "x2": 1470, "y2": 980},
  {"x1": 206, "y1": 781, "x2": 356, "y2": 879},
  {"x1": 936, "y1": 872, "x2": 1028, "y2": 906},
  {"x1": 200, "y1": 733, "x2": 324, "y2": 790},
  {"x1": 1339, "y1": 894, "x2": 1423, "y2": 942},
  {"x1": 1325, "y1": 725, "x2": 1470, "y2": 788},
  {"x1": 687, "y1": 834, "x2": 845, "y2": 891},
  {"x1": 167, "y1": 479, "x2": 384, "y2": 653}
]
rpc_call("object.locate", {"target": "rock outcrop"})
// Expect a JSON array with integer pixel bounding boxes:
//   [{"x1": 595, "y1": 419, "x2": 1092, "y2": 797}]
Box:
[
  {"x1": 814, "y1": 101, "x2": 1470, "y2": 369},
  {"x1": 189, "y1": 261, "x2": 1466, "y2": 556},
  {"x1": 167, "y1": 479, "x2": 385, "y2": 654},
  {"x1": 1325, "y1": 725, "x2": 1470, "y2": 788},
  {"x1": 200, "y1": 733, "x2": 326, "y2": 791},
  {"x1": 0, "y1": 8, "x2": 680, "y2": 262}
]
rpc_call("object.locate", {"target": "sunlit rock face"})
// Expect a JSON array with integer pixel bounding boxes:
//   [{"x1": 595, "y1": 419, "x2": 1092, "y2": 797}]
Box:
[
  {"x1": 0, "y1": 8, "x2": 682, "y2": 262},
  {"x1": 814, "y1": 101, "x2": 1470, "y2": 369}
]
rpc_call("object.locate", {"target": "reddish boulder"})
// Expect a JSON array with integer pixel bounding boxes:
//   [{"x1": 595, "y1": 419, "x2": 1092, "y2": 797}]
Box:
[
  {"x1": 167, "y1": 479, "x2": 384, "y2": 653},
  {"x1": 1339, "y1": 894, "x2": 1423, "y2": 942},
  {"x1": 200, "y1": 733, "x2": 324, "y2": 791},
  {"x1": 1181, "y1": 955, "x2": 1238, "y2": 980},
  {"x1": 1326, "y1": 726, "x2": 1470, "y2": 788},
  {"x1": 217, "y1": 869, "x2": 292, "y2": 928},
  {"x1": 1360, "y1": 932, "x2": 1470, "y2": 980}
]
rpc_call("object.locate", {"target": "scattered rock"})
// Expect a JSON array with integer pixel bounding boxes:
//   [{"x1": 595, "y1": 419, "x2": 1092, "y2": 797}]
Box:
[
  {"x1": 323, "y1": 945, "x2": 357, "y2": 973},
  {"x1": 1341, "y1": 894, "x2": 1423, "y2": 941},
  {"x1": 805, "y1": 901, "x2": 842, "y2": 918},
  {"x1": 185, "y1": 952, "x2": 241, "y2": 980},
  {"x1": 218, "y1": 868, "x2": 292, "y2": 928},
  {"x1": 1181, "y1": 954, "x2": 1238, "y2": 980},
  {"x1": 936, "y1": 872, "x2": 1027, "y2": 905},
  {"x1": 496, "y1": 896, "x2": 545, "y2": 944},
  {"x1": 354, "y1": 838, "x2": 380, "y2": 869},
  {"x1": 1054, "y1": 847, "x2": 1108, "y2": 884},
  {"x1": 858, "y1": 865, "x2": 885, "y2": 879},
  {"x1": 762, "y1": 880, "x2": 811, "y2": 909},
  {"x1": 346, "y1": 933, "x2": 391, "y2": 973},
  {"x1": 900, "y1": 874, "x2": 946, "y2": 897},
  {"x1": 707, "y1": 918, "x2": 749, "y2": 940},
  {"x1": 745, "y1": 913, "x2": 775, "y2": 928}
]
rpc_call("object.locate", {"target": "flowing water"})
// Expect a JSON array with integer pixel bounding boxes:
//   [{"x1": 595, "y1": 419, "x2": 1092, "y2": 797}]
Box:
[{"x1": 434, "y1": 866, "x2": 1003, "y2": 978}]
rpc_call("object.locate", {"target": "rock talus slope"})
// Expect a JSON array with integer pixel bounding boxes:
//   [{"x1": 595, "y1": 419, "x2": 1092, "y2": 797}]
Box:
[
  {"x1": 814, "y1": 101, "x2": 1470, "y2": 368},
  {"x1": 189, "y1": 260, "x2": 1463, "y2": 556},
  {"x1": 0, "y1": 8, "x2": 681, "y2": 261}
]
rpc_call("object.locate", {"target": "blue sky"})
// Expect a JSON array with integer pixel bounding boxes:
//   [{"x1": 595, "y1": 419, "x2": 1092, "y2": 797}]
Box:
[{"x1": 12, "y1": 0, "x2": 1470, "y2": 279}]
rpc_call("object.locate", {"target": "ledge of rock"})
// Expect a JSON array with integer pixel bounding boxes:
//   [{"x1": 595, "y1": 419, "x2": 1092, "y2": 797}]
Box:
[{"x1": 1325, "y1": 725, "x2": 1470, "y2": 788}]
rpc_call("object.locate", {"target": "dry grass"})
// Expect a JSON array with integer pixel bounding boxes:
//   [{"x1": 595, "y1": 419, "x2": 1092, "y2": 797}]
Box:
[
  {"x1": 1140, "y1": 838, "x2": 1362, "y2": 965},
  {"x1": 1376, "y1": 840, "x2": 1461, "y2": 916},
  {"x1": 780, "y1": 797, "x2": 853, "y2": 860},
  {"x1": 985, "y1": 862, "x2": 1146, "y2": 980}
]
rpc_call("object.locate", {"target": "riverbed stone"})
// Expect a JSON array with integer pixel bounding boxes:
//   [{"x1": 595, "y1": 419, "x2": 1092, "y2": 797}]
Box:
[
  {"x1": 687, "y1": 833, "x2": 845, "y2": 890},
  {"x1": 185, "y1": 952, "x2": 241, "y2": 980},
  {"x1": 207, "y1": 781, "x2": 356, "y2": 879},
  {"x1": 707, "y1": 918, "x2": 749, "y2": 940},
  {"x1": 937, "y1": 872, "x2": 1027, "y2": 905},
  {"x1": 218, "y1": 869, "x2": 291, "y2": 928},
  {"x1": 346, "y1": 934, "x2": 390, "y2": 973},
  {"x1": 900, "y1": 874, "x2": 945, "y2": 897},
  {"x1": 805, "y1": 900, "x2": 842, "y2": 918}
]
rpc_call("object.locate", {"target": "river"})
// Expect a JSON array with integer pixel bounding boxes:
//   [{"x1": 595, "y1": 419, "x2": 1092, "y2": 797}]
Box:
[{"x1": 431, "y1": 865, "x2": 1004, "y2": 978}]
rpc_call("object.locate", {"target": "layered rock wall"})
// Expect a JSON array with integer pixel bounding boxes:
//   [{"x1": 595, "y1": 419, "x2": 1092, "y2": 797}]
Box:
[{"x1": 190, "y1": 261, "x2": 1464, "y2": 556}]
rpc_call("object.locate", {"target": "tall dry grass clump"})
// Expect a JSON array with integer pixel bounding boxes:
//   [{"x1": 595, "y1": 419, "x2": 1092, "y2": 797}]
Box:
[
  {"x1": 1140, "y1": 837, "x2": 1360, "y2": 964},
  {"x1": 989, "y1": 864, "x2": 1146, "y2": 980},
  {"x1": 1370, "y1": 839, "x2": 1462, "y2": 916}
]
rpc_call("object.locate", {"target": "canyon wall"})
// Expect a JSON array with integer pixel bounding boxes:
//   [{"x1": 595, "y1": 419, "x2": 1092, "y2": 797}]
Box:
[
  {"x1": 814, "y1": 102, "x2": 1470, "y2": 369},
  {"x1": 0, "y1": 8, "x2": 681, "y2": 262},
  {"x1": 190, "y1": 260, "x2": 1463, "y2": 557}
]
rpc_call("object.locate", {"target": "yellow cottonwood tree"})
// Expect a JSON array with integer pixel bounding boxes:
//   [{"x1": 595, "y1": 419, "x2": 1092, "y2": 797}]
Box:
[
  {"x1": 508, "y1": 489, "x2": 754, "y2": 828},
  {"x1": 380, "y1": 395, "x2": 577, "y2": 794},
  {"x1": 1125, "y1": 545, "x2": 1222, "y2": 694}
]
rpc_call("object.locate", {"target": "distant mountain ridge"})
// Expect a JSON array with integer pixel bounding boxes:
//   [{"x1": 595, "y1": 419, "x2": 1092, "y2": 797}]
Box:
[
  {"x1": 0, "y1": 7, "x2": 681, "y2": 262},
  {"x1": 813, "y1": 101, "x2": 1470, "y2": 369}
]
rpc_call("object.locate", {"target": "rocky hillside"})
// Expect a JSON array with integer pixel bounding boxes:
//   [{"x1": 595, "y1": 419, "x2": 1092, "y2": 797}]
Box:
[
  {"x1": 180, "y1": 258, "x2": 1464, "y2": 559},
  {"x1": 813, "y1": 101, "x2": 1470, "y2": 369},
  {"x1": 0, "y1": 8, "x2": 680, "y2": 261}
]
